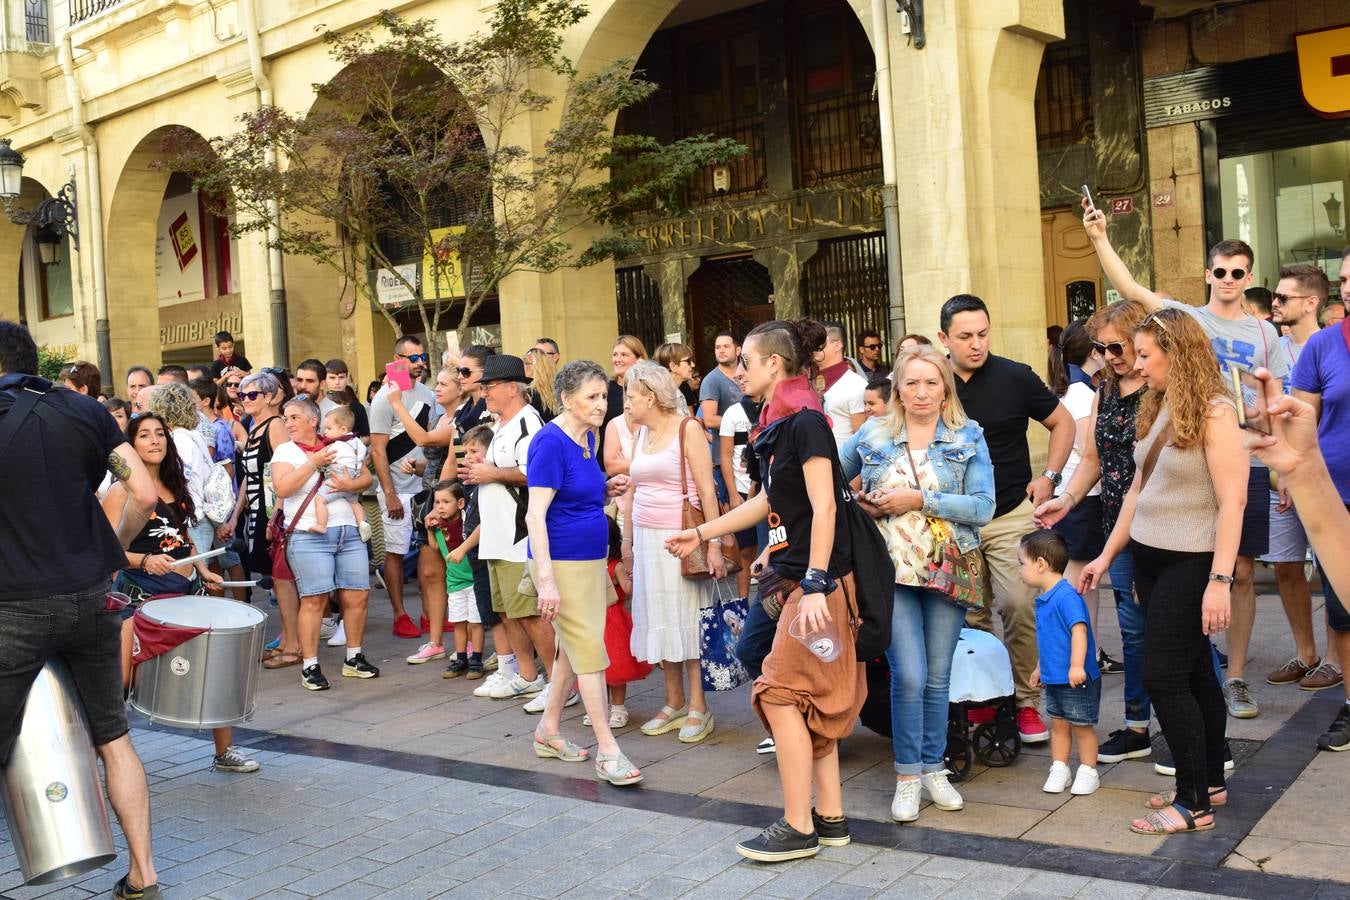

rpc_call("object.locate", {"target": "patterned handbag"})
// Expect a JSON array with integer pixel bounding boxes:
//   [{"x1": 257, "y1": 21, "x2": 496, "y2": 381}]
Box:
[
  {"x1": 902, "y1": 445, "x2": 986, "y2": 611},
  {"x1": 699, "y1": 580, "x2": 751, "y2": 692}
]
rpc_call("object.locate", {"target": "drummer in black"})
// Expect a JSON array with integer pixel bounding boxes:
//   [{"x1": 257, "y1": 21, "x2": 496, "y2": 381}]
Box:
[
  {"x1": 0, "y1": 321, "x2": 164, "y2": 900},
  {"x1": 102, "y1": 412, "x2": 258, "y2": 777}
]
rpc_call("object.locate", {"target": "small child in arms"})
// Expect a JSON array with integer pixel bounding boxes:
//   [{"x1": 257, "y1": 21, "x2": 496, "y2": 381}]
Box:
[
  {"x1": 1020, "y1": 529, "x2": 1101, "y2": 796},
  {"x1": 310, "y1": 406, "x2": 369, "y2": 541}
]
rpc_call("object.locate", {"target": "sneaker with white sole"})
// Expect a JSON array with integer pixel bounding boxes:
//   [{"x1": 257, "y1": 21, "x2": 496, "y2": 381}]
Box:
[
  {"x1": 1154, "y1": 741, "x2": 1234, "y2": 776},
  {"x1": 472, "y1": 670, "x2": 509, "y2": 697},
  {"x1": 1224, "y1": 677, "x2": 1259, "y2": 719},
  {"x1": 891, "y1": 779, "x2": 921, "y2": 822},
  {"x1": 920, "y1": 770, "x2": 964, "y2": 810},
  {"x1": 318, "y1": 617, "x2": 338, "y2": 642},
  {"x1": 211, "y1": 746, "x2": 260, "y2": 773},
  {"x1": 757, "y1": 737, "x2": 777, "y2": 755},
  {"x1": 523, "y1": 684, "x2": 580, "y2": 714},
  {"x1": 1070, "y1": 765, "x2": 1099, "y2": 795},
  {"x1": 483, "y1": 652, "x2": 499, "y2": 672},
  {"x1": 406, "y1": 643, "x2": 447, "y2": 664},
  {"x1": 1043, "y1": 760, "x2": 1071, "y2": 793},
  {"x1": 326, "y1": 620, "x2": 347, "y2": 647},
  {"x1": 488, "y1": 674, "x2": 545, "y2": 700}
]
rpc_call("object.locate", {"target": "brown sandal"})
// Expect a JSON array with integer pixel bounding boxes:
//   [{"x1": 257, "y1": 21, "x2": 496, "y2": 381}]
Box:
[{"x1": 262, "y1": 651, "x2": 301, "y2": 669}]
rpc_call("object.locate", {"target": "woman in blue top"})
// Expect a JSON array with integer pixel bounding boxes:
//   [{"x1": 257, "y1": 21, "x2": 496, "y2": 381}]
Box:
[
  {"x1": 526, "y1": 359, "x2": 642, "y2": 787},
  {"x1": 840, "y1": 344, "x2": 995, "y2": 824}
]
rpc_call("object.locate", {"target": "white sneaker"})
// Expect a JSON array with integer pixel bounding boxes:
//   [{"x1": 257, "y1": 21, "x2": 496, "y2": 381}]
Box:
[
  {"x1": 1070, "y1": 765, "x2": 1100, "y2": 796},
  {"x1": 891, "y1": 779, "x2": 921, "y2": 822},
  {"x1": 472, "y1": 670, "x2": 508, "y2": 698},
  {"x1": 1043, "y1": 760, "x2": 1072, "y2": 793},
  {"x1": 756, "y1": 737, "x2": 777, "y2": 755},
  {"x1": 522, "y1": 683, "x2": 579, "y2": 713},
  {"x1": 318, "y1": 617, "x2": 338, "y2": 642},
  {"x1": 325, "y1": 620, "x2": 346, "y2": 647},
  {"x1": 920, "y1": 770, "x2": 964, "y2": 811},
  {"x1": 488, "y1": 674, "x2": 545, "y2": 700}
]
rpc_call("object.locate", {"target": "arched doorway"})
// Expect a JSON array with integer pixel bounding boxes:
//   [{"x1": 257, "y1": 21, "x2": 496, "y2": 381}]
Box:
[
  {"x1": 1, "y1": 177, "x2": 76, "y2": 351},
  {"x1": 686, "y1": 255, "x2": 774, "y2": 372}
]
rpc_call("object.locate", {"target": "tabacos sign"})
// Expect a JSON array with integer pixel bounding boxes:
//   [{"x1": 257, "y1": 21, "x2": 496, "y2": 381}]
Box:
[{"x1": 1163, "y1": 96, "x2": 1231, "y2": 118}]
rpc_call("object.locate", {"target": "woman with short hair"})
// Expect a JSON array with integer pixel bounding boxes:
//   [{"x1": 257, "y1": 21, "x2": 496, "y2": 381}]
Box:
[{"x1": 655, "y1": 342, "x2": 697, "y2": 409}]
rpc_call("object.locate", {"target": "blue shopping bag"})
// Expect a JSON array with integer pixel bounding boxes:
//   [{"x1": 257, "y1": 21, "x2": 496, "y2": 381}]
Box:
[{"x1": 700, "y1": 580, "x2": 751, "y2": 692}]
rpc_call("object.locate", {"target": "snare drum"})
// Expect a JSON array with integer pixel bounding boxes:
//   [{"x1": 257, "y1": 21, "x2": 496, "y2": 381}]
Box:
[{"x1": 128, "y1": 596, "x2": 266, "y2": 728}]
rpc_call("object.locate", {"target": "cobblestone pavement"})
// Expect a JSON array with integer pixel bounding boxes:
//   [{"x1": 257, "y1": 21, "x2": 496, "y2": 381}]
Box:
[{"x1": 1, "y1": 729, "x2": 1245, "y2": 900}]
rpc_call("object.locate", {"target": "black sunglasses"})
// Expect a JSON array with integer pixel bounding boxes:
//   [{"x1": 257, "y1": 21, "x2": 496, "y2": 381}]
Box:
[
  {"x1": 1210, "y1": 267, "x2": 1247, "y2": 280},
  {"x1": 399, "y1": 353, "x2": 429, "y2": 364},
  {"x1": 1091, "y1": 340, "x2": 1127, "y2": 357},
  {"x1": 862, "y1": 343, "x2": 882, "y2": 351},
  {"x1": 239, "y1": 390, "x2": 265, "y2": 401},
  {"x1": 457, "y1": 367, "x2": 478, "y2": 379},
  {"x1": 225, "y1": 381, "x2": 242, "y2": 389}
]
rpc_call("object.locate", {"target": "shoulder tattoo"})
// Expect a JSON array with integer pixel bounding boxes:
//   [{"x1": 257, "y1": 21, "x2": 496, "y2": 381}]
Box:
[{"x1": 108, "y1": 450, "x2": 132, "y2": 483}]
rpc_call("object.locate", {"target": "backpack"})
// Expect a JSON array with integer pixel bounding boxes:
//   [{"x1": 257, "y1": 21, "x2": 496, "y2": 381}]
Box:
[{"x1": 201, "y1": 461, "x2": 236, "y2": 525}]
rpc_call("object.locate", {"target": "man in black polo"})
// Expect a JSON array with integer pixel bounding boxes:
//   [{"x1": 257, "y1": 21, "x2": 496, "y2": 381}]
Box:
[
  {"x1": 938, "y1": 295, "x2": 1076, "y2": 745},
  {"x1": 0, "y1": 321, "x2": 163, "y2": 899}
]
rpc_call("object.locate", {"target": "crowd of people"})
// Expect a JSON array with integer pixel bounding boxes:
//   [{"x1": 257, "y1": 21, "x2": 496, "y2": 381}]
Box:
[{"x1": 4, "y1": 201, "x2": 1350, "y2": 889}]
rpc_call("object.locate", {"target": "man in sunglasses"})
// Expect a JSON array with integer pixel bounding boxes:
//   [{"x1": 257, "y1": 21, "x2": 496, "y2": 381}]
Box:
[
  {"x1": 369, "y1": 335, "x2": 441, "y2": 638},
  {"x1": 856, "y1": 329, "x2": 886, "y2": 380},
  {"x1": 1085, "y1": 202, "x2": 1289, "y2": 721}
]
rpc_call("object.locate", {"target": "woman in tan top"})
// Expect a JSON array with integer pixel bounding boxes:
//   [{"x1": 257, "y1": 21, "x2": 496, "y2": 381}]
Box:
[{"x1": 1081, "y1": 307, "x2": 1246, "y2": 836}]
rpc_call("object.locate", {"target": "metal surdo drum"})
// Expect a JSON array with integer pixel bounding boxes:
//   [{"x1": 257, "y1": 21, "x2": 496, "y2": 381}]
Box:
[{"x1": 129, "y1": 596, "x2": 266, "y2": 728}]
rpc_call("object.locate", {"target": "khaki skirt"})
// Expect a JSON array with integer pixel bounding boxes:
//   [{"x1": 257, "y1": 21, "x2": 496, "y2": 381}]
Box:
[{"x1": 533, "y1": 557, "x2": 610, "y2": 676}]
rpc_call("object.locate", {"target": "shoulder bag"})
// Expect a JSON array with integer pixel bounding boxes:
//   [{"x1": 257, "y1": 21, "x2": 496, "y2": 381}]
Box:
[
  {"x1": 1137, "y1": 420, "x2": 1173, "y2": 491},
  {"x1": 266, "y1": 471, "x2": 324, "y2": 583},
  {"x1": 677, "y1": 416, "x2": 741, "y2": 579},
  {"x1": 902, "y1": 444, "x2": 986, "y2": 611}
]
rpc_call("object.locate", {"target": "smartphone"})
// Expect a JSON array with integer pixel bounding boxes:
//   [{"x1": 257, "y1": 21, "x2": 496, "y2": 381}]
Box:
[
  {"x1": 384, "y1": 361, "x2": 412, "y2": 392},
  {"x1": 1230, "y1": 366, "x2": 1270, "y2": 435},
  {"x1": 1081, "y1": 184, "x2": 1097, "y2": 212}
]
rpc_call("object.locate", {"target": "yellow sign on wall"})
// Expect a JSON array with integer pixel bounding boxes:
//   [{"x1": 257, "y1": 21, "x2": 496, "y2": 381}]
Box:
[
  {"x1": 421, "y1": 225, "x2": 467, "y2": 300},
  {"x1": 1296, "y1": 25, "x2": 1350, "y2": 118}
]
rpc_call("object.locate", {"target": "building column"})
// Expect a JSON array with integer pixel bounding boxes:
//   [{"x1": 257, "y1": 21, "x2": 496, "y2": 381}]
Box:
[{"x1": 889, "y1": 0, "x2": 1064, "y2": 367}]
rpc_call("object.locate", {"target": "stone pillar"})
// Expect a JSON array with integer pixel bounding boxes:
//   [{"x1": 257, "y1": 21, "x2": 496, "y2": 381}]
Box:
[
  {"x1": 889, "y1": 0, "x2": 1064, "y2": 368},
  {"x1": 647, "y1": 258, "x2": 686, "y2": 342},
  {"x1": 754, "y1": 245, "x2": 803, "y2": 320}
]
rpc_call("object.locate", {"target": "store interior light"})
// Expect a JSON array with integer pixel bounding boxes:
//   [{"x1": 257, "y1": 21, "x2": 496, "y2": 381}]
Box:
[{"x1": 1324, "y1": 192, "x2": 1342, "y2": 235}]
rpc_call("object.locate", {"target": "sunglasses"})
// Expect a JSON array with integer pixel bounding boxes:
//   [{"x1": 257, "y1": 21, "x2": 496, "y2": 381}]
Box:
[
  {"x1": 1142, "y1": 311, "x2": 1173, "y2": 337},
  {"x1": 1210, "y1": 267, "x2": 1247, "y2": 280},
  {"x1": 239, "y1": 390, "x2": 265, "y2": 401},
  {"x1": 399, "y1": 353, "x2": 429, "y2": 364},
  {"x1": 1272, "y1": 293, "x2": 1316, "y2": 305},
  {"x1": 225, "y1": 381, "x2": 241, "y2": 389},
  {"x1": 1091, "y1": 340, "x2": 1127, "y2": 357},
  {"x1": 862, "y1": 343, "x2": 882, "y2": 351},
  {"x1": 739, "y1": 353, "x2": 771, "y2": 369},
  {"x1": 457, "y1": 367, "x2": 479, "y2": 379},
  {"x1": 261, "y1": 367, "x2": 285, "y2": 376}
]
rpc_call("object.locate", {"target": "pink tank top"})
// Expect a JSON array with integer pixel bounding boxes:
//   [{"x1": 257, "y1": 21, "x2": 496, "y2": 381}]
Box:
[{"x1": 630, "y1": 425, "x2": 700, "y2": 529}]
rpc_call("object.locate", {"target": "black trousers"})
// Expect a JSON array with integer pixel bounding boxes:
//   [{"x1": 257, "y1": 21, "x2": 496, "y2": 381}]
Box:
[{"x1": 1131, "y1": 540, "x2": 1228, "y2": 814}]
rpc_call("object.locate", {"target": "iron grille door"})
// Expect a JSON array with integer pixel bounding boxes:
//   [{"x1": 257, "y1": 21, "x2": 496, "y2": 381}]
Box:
[
  {"x1": 803, "y1": 233, "x2": 890, "y2": 361},
  {"x1": 615, "y1": 266, "x2": 664, "y2": 358}
]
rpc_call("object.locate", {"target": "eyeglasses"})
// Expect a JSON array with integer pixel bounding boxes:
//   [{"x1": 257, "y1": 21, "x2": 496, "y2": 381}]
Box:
[
  {"x1": 1272, "y1": 293, "x2": 1316, "y2": 305},
  {"x1": 457, "y1": 367, "x2": 478, "y2": 379},
  {"x1": 739, "y1": 353, "x2": 771, "y2": 369},
  {"x1": 1210, "y1": 267, "x2": 1247, "y2": 280},
  {"x1": 398, "y1": 353, "x2": 429, "y2": 364},
  {"x1": 1091, "y1": 340, "x2": 1127, "y2": 357},
  {"x1": 239, "y1": 390, "x2": 265, "y2": 401},
  {"x1": 862, "y1": 343, "x2": 882, "y2": 351}
]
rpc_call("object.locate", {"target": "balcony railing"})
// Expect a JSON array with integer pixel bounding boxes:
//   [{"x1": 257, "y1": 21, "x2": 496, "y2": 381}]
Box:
[
  {"x1": 1035, "y1": 43, "x2": 1093, "y2": 148},
  {"x1": 70, "y1": 0, "x2": 127, "y2": 25},
  {"x1": 25, "y1": 0, "x2": 50, "y2": 43},
  {"x1": 795, "y1": 91, "x2": 882, "y2": 188},
  {"x1": 688, "y1": 113, "x2": 768, "y2": 203}
]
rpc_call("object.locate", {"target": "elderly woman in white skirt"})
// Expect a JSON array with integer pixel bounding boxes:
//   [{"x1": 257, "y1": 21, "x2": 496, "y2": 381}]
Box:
[{"x1": 623, "y1": 361, "x2": 724, "y2": 743}]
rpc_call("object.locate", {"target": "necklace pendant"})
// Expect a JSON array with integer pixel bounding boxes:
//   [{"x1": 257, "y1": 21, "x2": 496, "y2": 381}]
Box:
[{"x1": 583, "y1": 448, "x2": 591, "y2": 459}]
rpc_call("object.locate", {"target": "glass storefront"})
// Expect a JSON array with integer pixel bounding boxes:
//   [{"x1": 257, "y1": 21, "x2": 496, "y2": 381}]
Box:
[{"x1": 1220, "y1": 139, "x2": 1350, "y2": 287}]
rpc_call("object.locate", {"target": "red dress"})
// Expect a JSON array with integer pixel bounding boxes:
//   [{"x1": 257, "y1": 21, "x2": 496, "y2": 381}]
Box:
[{"x1": 604, "y1": 559, "x2": 654, "y2": 687}]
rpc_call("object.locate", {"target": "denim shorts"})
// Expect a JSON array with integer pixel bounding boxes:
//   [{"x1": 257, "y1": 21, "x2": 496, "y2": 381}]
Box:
[
  {"x1": 1237, "y1": 466, "x2": 1271, "y2": 559},
  {"x1": 1043, "y1": 678, "x2": 1102, "y2": 726},
  {"x1": 286, "y1": 526, "x2": 370, "y2": 597}
]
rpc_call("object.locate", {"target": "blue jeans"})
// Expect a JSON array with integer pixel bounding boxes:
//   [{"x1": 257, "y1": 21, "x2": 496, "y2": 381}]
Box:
[
  {"x1": 287, "y1": 526, "x2": 370, "y2": 598},
  {"x1": 736, "y1": 595, "x2": 777, "y2": 681},
  {"x1": 1110, "y1": 549, "x2": 1151, "y2": 728},
  {"x1": 887, "y1": 585, "x2": 967, "y2": 775}
]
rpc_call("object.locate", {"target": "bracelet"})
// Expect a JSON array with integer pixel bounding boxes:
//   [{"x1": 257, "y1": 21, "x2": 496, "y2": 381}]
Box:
[
  {"x1": 694, "y1": 524, "x2": 705, "y2": 543},
  {"x1": 1062, "y1": 490, "x2": 1077, "y2": 508},
  {"x1": 1208, "y1": 572, "x2": 1235, "y2": 585}
]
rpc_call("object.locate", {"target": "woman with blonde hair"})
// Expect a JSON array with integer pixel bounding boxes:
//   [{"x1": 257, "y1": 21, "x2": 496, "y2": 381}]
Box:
[
  {"x1": 602, "y1": 335, "x2": 648, "y2": 458},
  {"x1": 655, "y1": 342, "x2": 698, "y2": 409},
  {"x1": 623, "y1": 360, "x2": 720, "y2": 743},
  {"x1": 527, "y1": 347, "x2": 559, "y2": 421},
  {"x1": 1081, "y1": 306, "x2": 1246, "y2": 835},
  {"x1": 840, "y1": 344, "x2": 995, "y2": 822}
]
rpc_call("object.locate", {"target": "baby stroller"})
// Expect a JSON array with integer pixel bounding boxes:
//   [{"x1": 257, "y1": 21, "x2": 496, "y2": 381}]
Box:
[{"x1": 859, "y1": 628, "x2": 1022, "y2": 782}]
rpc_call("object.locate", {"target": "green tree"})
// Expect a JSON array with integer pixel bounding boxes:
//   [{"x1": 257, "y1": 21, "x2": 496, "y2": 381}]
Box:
[{"x1": 166, "y1": 3, "x2": 741, "y2": 350}]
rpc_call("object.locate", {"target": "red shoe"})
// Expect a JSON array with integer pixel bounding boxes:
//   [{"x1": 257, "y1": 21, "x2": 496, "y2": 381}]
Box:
[
  {"x1": 393, "y1": 614, "x2": 423, "y2": 638},
  {"x1": 1017, "y1": 707, "x2": 1049, "y2": 744},
  {"x1": 419, "y1": 615, "x2": 430, "y2": 631}
]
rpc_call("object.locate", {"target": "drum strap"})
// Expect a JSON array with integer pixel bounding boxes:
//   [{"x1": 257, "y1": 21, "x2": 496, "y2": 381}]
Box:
[
  {"x1": 0, "y1": 388, "x2": 42, "y2": 463},
  {"x1": 0, "y1": 386, "x2": 101, "y2": 468}
]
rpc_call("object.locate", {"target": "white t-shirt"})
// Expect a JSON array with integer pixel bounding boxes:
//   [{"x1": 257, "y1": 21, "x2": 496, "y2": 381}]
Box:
[
  {"x1": 368, "y1": 381, "x2": 438, "y2": 495},
  {"x1": 323, "y1": 437, "x2": 367, "y2": 506},
  {"x1": 718, "y1": 401, "x2": 753, "y2": 496},
  {"x1": 172, "y1": 427, "x2": 216, "y2": 518},
  {"x1": 272, "y1": 441, "x2": 357, "y2": 533},
  {"x1": 824, "y1": 369, "x2": 867, "y2": 449},
  {"x1": 478, "y1": 404, "x2": 543, "y2": 562},
  {"x1": 1059, "y1": 382, "x2": 1101, "y2": 498}
]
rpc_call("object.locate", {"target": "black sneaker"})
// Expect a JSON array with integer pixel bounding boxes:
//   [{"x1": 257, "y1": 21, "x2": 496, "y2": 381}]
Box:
[
  {"x1": 444, "y1": 656, "x2": 470, "y2": 679},
  {"x1": 466, "y1": 653, "x2": 484, "y2": 680},
  {"x1": 1155, "y1": 741, "x2": 1234, "y2": 776},
  {"x1": 343, "y1": 653, "x2": 380, "y2": 679},
  {"x1": 1097, "y1": 650, "x2": 1125, "y2": 675},
  {"x1": 1097, "y1": 728, "x2": 1151, "y2": 763},
  {"x1": 1317, "y1": 704, "x2": 1350, "y2": 752},
  {"x1": 735, "y1": 817, "x2": 820, "y2": 863},
  {"x1": 301, "y1": 663, "x2": 330, "y2": 691},
  {"x1": 811, "y1": 809, "x2": 850, "y2": 847},
  {"x1": 113, "y1": 875, "x2": 163, "y2": 899}
]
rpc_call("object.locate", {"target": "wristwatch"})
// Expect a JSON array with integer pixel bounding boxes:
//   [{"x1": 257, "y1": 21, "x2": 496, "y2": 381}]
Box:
[
  {"x1": 1208, "y1": 572, "x2": 1235, "y2": 585},
  {"x1": 1041, "y1": 469, "x2": 1063, "y2": 488}
]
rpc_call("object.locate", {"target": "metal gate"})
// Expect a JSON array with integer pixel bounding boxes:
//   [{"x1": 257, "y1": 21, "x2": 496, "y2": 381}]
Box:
[
  {"x1": 615, "y1": 266, "x2": 664, "y2": 358},
  {"x1": 686, "y1": 256, "x2": 775, "y2": 373},
  {"x1": 803, "y1": 233, "x2": 890, "y2": 358}
]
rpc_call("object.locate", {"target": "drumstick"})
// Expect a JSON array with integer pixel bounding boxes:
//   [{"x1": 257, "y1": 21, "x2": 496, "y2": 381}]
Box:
[
  {"x1": 168, "y1": 547, "x2": 227, "y2": 568},
  {"x1": 217, "y1": 580, "x2": 259, "y2": 588}
]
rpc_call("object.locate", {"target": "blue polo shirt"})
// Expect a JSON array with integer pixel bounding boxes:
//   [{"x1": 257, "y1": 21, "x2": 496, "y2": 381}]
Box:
[{"x1": 1034, "y1": 578, "x2": 1100, "y2": 685}]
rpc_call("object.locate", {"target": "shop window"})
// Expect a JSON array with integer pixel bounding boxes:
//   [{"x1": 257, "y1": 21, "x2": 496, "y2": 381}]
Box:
[
  {"x1": 18, "y1": 229, "x2": 73, "y2": 321},
  {"x1": 1220, "y1": 139, "x2": 1350, "y2": 286},
  {"x1": 26, "y1": 0, "x2": 50, "y2": 43},
  {"x1": 1035, "y1": 43, "x2": 1092, "y2": 148}
]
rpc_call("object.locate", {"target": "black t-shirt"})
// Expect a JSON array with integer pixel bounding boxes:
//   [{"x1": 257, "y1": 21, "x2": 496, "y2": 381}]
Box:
[
  {"x1": 758, "y1": 411, "x2": 851, "y2": 581},
  {"x1": 953, "y1": 354, "x2": 1060, "y2": 519},
  {"x1": 0, "y1": 375, "x2": 129, "y2": 599},
  {"x1": 209, "y1": 353, "x2": 253, "y2": 380}
]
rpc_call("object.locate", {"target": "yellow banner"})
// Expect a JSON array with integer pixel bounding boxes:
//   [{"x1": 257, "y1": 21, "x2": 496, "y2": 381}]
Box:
[
  {"x1": 1296, "y1": 25, "x2": 1350, "y2": 118},
  {"x1": 421, "y1": 225, "x2": 467, "y2": 300}
]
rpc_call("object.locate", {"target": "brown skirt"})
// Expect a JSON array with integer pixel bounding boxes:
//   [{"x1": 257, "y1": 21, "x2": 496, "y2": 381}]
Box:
[{"x1": 752, "y1": 573, "x2": 867, "y2": 759}]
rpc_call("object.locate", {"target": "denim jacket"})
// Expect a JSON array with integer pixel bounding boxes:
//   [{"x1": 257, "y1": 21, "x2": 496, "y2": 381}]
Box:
[{"x1": 839, "y1": 417, "x2": 996, "y2": 554}]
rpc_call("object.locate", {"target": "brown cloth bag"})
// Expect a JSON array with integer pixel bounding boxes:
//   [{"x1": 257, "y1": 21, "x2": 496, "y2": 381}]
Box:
[
  {"x1": 752, "y1": 573, "x2": 868, "y2": 759},
  {"x1": 677, "y1": 416, "x2": 742, "y2": 579}
]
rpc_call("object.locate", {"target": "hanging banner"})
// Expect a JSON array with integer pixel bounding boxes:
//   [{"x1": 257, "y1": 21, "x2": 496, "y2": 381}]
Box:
[
  {"x1": 421, "y1": 225, "x2": 468, "y2": 300},
  {"x1": 156, "y1": 191, "x2": 205, "y2": 307}
]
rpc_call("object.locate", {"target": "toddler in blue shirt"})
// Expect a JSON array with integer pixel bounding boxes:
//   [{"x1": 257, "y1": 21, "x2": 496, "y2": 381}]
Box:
[{"x1": 1020, "y1": 529, "x2": 1101, "y2": 796}]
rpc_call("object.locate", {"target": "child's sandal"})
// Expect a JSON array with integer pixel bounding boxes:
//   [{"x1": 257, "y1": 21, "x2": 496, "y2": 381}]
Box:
[{"x1": 1129, "y1": 803, "x2": 1214, "y2": 835}]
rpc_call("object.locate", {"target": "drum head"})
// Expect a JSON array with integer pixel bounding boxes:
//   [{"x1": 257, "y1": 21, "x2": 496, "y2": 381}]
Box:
[{"x1": 137, "y1": 596, "x2": 266, "y2": 631}]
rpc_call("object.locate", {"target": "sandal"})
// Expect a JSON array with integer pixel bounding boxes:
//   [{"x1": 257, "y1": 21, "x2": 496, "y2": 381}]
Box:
[
  {"x1": 532, "y1": 731, "x2": 589, "y2": 762},
  {"x1": 595, "y1": 750, "x2": 643, "y2": 786},
  {"x1": 1130, "y1": 803, "x2": 1214, "y2": 835},
  {"x1": 262, "y1": 651, "x2": 301, "y2": 669},
  {"x1": 1147, "y1": 787, "x2": 1227, "y2": 810},
  {"x1": 678, "y1": 709, "x2": 714, "y2": 744},
  {"x1": 640, "y1": 705, "x2": 688, "y2": 736}
]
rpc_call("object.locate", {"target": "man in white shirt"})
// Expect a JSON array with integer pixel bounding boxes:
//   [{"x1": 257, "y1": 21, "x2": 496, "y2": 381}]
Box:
[
  {"x1": 817, "y1": 322, "x2": 868, "y2": 450},
  {"x1": 461, "y1": 355, "x2": 552, "y2": 701}
]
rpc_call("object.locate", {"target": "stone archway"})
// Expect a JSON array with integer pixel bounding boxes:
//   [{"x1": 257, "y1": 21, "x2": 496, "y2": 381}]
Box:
[
  {"x1": 0, "y1": 178, "x2": 45, "y2": 324},
  {"x1": 0, "y1": 177, "x2": 77, "y2": 347}
]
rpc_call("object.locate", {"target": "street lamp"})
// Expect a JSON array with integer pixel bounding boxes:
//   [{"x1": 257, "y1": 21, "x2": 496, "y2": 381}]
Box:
[
  {"x1": 0, "y1": 139, "x2": 80, "y2": 252},
  {"x1": 33, "y1": 225, "x2": 62, "y2": 266}
]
